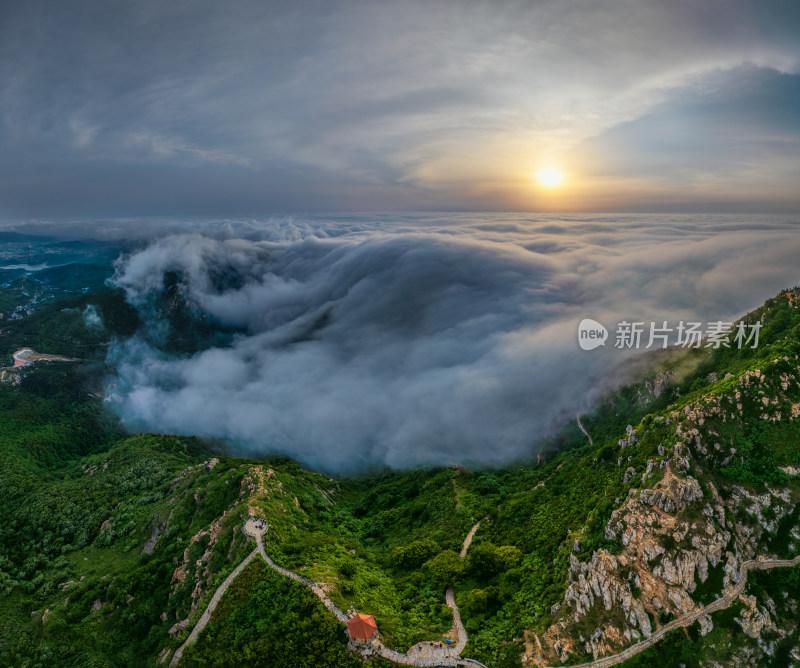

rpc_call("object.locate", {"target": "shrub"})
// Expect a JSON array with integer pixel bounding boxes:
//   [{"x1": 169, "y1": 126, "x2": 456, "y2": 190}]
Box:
[
  {"x1": 389, "y1": 539, "x2": 440, "y2": 570},
  {"x1": 423, "y1": 550, "x2": 464, "y2": 588}
]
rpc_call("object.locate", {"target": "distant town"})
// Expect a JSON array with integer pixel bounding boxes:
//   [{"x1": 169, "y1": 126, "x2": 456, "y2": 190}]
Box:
[{"x1": 0, "y1": 347, "x2": 79, "y2": 384}]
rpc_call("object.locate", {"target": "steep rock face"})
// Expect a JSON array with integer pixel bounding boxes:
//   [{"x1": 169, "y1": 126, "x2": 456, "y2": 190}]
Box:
[
  {"x1": 564, "y1": 550, "x2": 652, "y2": 638},
  {"x1": 736, "y1": 594, "x2": 777, "y2": 639},
  {"x1": 546, "y1": 469, "x2": 712, "y2": 661},
  {"x1": 638, "y1": 371, "x2": 675, "y2": 405},
  {"x1": 539, "y1": 354, "x2": 800, "y2": 664},
  {"x1": 544, "y1": 470, "x2": 728, "y2": 662},
  {"x1": 169, "y1": 498, "x2": 243, "y2": 610}
]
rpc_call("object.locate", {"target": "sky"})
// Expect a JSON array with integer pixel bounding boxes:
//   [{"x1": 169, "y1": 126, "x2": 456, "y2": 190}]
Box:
[{"x1": 1, "y1": 0, "x2": 799, "y2": 216}]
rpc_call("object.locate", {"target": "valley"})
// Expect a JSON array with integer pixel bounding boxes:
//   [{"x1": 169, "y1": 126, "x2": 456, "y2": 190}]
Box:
[{"x1": 0, "y1": 255, "x2": 798, "y2": 667}]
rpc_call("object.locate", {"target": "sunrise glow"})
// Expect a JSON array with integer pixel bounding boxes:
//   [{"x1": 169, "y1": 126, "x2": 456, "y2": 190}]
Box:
[{"x1": 537, "y1": 168, "x2": 564, "y2": 189}]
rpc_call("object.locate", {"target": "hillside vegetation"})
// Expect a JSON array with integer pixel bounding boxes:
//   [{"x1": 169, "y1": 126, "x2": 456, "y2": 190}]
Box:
[{"x1": 0, "y1": 283, "x2": 799, "y2": 667}]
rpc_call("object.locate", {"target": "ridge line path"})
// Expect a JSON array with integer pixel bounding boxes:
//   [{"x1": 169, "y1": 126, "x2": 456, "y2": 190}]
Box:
[
  {"x1": 170, "y1": 548, "x2": 259, "y2": 666},
  {"x1": 576, "y1": 414, "x2": 593, "y2": 447},
  {"x1": 368, "y1": 516, "x2": 488, "y2": 667},
  {"x1": 171, "y1": 518, "x2": 489, "y2": 668},
  {"x1": 562, "y1": 554, "x2": 800, "y2": 668},
  {"x1": 255, "y1": 533, "x2": 350, "y2": 623}
]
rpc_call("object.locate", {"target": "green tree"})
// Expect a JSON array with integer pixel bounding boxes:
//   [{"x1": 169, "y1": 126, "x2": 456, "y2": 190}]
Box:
[
  {"x1": 390, "y1": 539, "x2": 440, "y2": 569},
  {"x1": 494, "y1": 545, "x2": 522, "y2": 571},
  {"x1": 467, "y1": 542, "x2": 497, "y2": 576},
  {"x1": 423, "y1": 550, "x2": 464, "y2": 588}
]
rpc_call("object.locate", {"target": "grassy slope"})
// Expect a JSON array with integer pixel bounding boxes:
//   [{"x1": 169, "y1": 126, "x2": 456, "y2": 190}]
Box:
[
  {"x1": 180, "y1": 558, "x2": 387, "y2": 668},
  {"x1": 0, "y1": 286, "x2": 799, "y2": 667}
]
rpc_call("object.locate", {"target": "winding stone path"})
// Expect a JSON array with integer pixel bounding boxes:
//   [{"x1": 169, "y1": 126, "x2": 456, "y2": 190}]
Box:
[
  {"x1": 445, "y1": 588, "x2": 468, "y2": 653},
  {"x1": 576, "y1": 414, "x2": 593, "y2": 447},
  {"x1": 170, "y1": 548, "x2": 259, "y2": 666},
  {"x1": 255, "y1": 533, "x2": 350, "y2": 624},
  {"x1": 359, "y1": 518, "x2": 486, "y2": 667},
  {"x1": 563, "y1": 554, "x2": 800, "y2": 668},
  {"x1": 172, "y1": 514, "x2": 797, "y2": 668},
  {"x1": 460, "y1": 519, "x2": 484, "y2": 558},
  {"x1": 171, "y1": 517, "x2": 490, "y2": 667}
]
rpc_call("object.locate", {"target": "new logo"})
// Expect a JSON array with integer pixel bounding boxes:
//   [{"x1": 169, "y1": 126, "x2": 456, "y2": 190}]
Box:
[{"x1": 578, "y1": 319, "x2": 608, "y2": 350}]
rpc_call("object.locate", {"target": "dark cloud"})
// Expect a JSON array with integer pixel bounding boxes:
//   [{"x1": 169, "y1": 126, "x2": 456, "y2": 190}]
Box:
[
  {"x1": 96, "y1": 213, "x2": 800, "y2": 472},
  {"x1": 1, "y1": 1, "x2": 799, "y2": 215}
]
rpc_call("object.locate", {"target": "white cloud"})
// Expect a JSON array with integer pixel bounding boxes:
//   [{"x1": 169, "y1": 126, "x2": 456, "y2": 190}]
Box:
[{"x1": 101, "y1": 213, "x2": 800, "y2": 471}]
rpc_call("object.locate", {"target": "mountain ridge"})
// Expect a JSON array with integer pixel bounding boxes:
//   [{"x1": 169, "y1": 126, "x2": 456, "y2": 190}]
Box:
[{"x1": 0, "y1": 286, "x2": 799, "y2": 667}]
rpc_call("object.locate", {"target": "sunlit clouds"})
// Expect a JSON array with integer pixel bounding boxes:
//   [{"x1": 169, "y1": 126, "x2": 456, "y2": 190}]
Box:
[{"x1": 0, "y1": 1, "x2": 799, "y2": 215}]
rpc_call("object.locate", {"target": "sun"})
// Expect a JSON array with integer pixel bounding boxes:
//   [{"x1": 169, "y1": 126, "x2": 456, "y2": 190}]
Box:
[{"x1": 537, "y1": 167, "x2": 564, "y2": 189}]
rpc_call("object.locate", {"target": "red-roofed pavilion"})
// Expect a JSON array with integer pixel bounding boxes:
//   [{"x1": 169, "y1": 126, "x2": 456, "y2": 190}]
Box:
[{"x1": 346, "y1": 613, "x2": 378, "y2": 643}]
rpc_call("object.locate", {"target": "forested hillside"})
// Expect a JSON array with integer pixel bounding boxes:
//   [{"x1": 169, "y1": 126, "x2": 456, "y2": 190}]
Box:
[{"x1": 1, "y1": 279, "x2": 799, "y2": 667}]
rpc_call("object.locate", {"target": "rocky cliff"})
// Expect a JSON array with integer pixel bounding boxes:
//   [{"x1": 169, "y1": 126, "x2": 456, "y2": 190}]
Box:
[{"x1": 536, "y1": 329, "x2": 800, "y2": 665}]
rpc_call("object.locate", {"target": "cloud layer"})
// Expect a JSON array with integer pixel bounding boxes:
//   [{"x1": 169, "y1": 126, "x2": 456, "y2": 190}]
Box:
[{"x1": 104, "y1": 213, "x2": 800, "y2": 471}]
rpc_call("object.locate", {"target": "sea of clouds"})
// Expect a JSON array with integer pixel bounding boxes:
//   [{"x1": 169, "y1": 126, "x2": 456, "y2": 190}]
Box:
[{"x1": 8, "y1": 214, "x2": 799, "y2": 471}]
